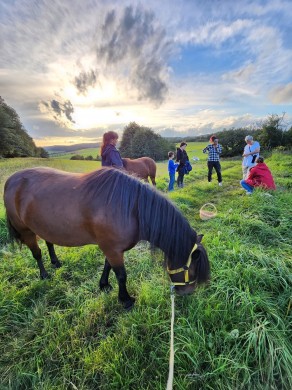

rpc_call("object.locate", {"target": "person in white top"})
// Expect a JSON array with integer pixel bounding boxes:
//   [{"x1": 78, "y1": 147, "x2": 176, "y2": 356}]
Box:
[{"x1": 242, "y1": 135, "x2": 260, "y2": 179}]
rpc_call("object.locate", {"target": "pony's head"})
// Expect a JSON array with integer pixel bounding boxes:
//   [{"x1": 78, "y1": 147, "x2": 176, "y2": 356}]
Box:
[{"x1": 167, "y1": 234, "x2": 210, "y2": 296}]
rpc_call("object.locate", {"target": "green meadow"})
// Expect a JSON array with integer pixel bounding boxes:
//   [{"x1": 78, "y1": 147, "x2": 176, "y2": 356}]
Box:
[
  {"x1": 49, "y1": 148, "x2": 101, "y2": 160},
  {"x1": 0, "y1": 144, "x2": 291, "y2": 389}
]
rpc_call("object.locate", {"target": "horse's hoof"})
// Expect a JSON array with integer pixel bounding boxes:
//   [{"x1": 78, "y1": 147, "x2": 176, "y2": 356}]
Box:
[
  {"x1": 100, "y1": 284, "x2": 113, "y2": 293},
  {"x1": 52, "y1": 261, "x2": 62, "y2": 269},
  {"x1": 123, "y1": 297, "x2": 135, "y2": 311},
  {"x1": 40, "y1": 272, "x2": 50, "y2": 280}
]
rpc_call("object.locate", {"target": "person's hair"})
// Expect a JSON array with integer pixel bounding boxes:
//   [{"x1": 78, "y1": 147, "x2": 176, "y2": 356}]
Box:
[
  {"x1": 101, "y1": 131, "x2": 119, "y2": 154},
  {"x1": 210, "y1": 135, "x2": 218, "y2": 142},
  {"x1": 168, "y1": 151, "x2": 174, "y2": 158},
  {"x1": 180, "y1": 142, "x2": 187, "y2": 147},
  {"x1": 256, "y1": 156, "x2": 264, "y2": 163},
  {"x1": 245, "y1": 135, "x2": 253, "y2": 142}
]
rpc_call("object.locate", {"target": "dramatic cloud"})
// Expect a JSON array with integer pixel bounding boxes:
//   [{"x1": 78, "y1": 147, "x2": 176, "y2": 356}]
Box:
[
  {"x1": 39, "y1": 98, "x2": 75, "y2": 127},
  {"x1": 74, "y1": 70, "x2": 98, "y2": 95},
  {"x1": 0, "y1": 0, "x2": 291, "y2": 145},
  {"x1": 95, "y1": 6, "x2": 173, "y2": 105}
]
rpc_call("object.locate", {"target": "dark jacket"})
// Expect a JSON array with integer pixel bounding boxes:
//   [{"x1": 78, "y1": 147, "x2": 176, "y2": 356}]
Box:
[
  {"x1": 101, "y1": 144, "x2": 123, "y2": 168},
  {"x1": 176, "y1": 148, "x2": 189, "y2": 169}
]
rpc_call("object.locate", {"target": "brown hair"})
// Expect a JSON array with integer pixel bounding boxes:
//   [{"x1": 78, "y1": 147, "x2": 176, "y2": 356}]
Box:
[
  {"x1": 168, "y1": 151, "x2": 174, "y2": 158},
  {"x1": 210, "y1": 135, "x2": 218, "y2": 142},
  {"x1": 101, "y1": 131, "x2": 119, "y2": 154},
  {"x1": 256, "y1": 156, "x2": 264, "y2": 163}
]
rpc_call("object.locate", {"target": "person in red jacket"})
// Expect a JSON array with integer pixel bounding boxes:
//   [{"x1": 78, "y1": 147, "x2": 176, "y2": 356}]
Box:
[{"x1": 240, "y1": 157, "x2": 276, "y2": 194}]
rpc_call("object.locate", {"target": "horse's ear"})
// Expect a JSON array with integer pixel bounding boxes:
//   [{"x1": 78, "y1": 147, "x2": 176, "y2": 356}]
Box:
[{"x1": 197, "y1": 234, "x2": 204, "y2": 244}]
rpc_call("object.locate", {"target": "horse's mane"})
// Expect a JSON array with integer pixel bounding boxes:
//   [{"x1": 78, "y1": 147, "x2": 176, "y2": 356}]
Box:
[{"x1": 81, "y1": 168, "x2": 196, "y2": 267}]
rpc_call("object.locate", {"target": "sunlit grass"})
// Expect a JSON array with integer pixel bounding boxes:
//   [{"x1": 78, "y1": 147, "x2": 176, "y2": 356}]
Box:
[{"x1": 0, "y1": 147, "x2": 291, "y2": 389}]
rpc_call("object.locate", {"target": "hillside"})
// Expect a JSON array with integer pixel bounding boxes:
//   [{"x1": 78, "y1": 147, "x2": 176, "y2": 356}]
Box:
[{"x1": 44, "y1": 142, "x2": 100, "y2": 154}]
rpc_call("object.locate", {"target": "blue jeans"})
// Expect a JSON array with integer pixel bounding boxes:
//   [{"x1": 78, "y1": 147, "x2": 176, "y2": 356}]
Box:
[
  {"x1": 168, "y1": 173, "x2": 175, "y2": 191},
  {"x1": 240, "y1": 180, "x2": 254, "y2": 193}
]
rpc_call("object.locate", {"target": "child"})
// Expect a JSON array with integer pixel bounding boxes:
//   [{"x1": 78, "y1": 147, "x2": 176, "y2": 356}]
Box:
[{"x1": 168, "y1": 151, "x2": 178, "y2": 191}]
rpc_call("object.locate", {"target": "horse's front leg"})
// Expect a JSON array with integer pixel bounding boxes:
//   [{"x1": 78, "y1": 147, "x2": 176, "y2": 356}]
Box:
[
  {"x1": 99, "y1": 258, "x2": 113, "y2": 292},
  {"x1": 113, "y1": 265, "x2": 135, "y2": 310},
  {"x1": 46, "y1": 242, "x2": 62, "y2": 268}
]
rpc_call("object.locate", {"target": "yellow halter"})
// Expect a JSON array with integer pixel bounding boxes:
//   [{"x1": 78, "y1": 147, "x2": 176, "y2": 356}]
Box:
[{"x1": 167, "y1": 244, "x2": 198, "y2": 286}]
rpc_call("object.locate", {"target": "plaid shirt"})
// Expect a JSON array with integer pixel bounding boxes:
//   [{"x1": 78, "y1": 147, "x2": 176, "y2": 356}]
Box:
[{"x1": 203, "y1": 144, "x2": 222, "y2": 161}]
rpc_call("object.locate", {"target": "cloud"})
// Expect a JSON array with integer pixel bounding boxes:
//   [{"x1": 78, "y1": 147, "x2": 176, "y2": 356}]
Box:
[
  {"x1": 1, "y1": 0, "x2": 292, "y2": 146},
  {"x1": 222, "y1": 63, "x2": 256, "y2": 83},
  {"x1": 74, "y1": 70, "x2": 98, "y2": 94},
  {"x1": 39, "y1": 98, "x2": 75, "y2": 127},
  {"x1": 95, "y1": 5, "x2": 173, "y2": 105},
  {"x1": 175, "y1": 19, "x2": 253, "y2": 47},
  {"x1": 269, "y1": 83, "x2": 292, "y2": 103}
]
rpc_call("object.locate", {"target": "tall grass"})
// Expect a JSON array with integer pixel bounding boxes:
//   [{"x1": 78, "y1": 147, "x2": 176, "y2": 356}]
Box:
[{"x1": 0, "y1": 147, "x2": 291, "y2": 389}]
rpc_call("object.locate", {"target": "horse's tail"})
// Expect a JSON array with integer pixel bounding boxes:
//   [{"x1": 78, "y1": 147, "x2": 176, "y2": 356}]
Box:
[
  {"x1": 5, "y1": 214, "x2": 22, "y2": 246},
  {"x1": 147, "y1": 158, "x2": 157, "y2": 186},
  {"x1": 193, "y1": 246, "x2": 211, "y2": 285}
]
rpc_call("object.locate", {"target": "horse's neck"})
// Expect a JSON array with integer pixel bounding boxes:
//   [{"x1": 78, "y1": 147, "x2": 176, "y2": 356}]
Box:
[{"x1": 159, "y1": 231, "x2": 195, "y2": 270}]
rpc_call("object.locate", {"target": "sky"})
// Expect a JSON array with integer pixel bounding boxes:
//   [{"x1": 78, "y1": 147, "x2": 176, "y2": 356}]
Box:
[{"x1": 1, "y1": 0, "x2": 292, "y2": 147}]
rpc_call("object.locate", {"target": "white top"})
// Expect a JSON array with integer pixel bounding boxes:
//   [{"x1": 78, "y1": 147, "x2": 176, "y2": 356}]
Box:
[{"x1": 242, "y1": 141, "x2": 260, "y2": 167}]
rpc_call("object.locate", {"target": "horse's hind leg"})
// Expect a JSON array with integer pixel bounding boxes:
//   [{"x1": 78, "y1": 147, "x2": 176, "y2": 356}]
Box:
[
  {"x1": 22, "y1": 231, "x2": 49, "y2": 279},
  {"x1": 99, "y1": 258, "x2": 113, "y2": 292},
  {"x1": 112, "y1": 265, "x2": 135, "y2": 310},
  {"x1": 46, "y1": 242, "x2": 62, "y2": 268},
  {"x1": 150, "y1": 176, "x2": 156, "y2": 186}
]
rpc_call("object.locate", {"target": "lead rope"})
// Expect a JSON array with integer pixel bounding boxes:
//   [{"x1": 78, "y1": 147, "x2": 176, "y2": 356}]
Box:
[{"x1": 166, "y1": 286, "x2": 175, "y2": 390}]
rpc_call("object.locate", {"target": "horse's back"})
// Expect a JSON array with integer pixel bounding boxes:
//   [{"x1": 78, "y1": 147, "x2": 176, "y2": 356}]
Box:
[
  {"x1": 4, "y1": 167, "x2": 79, "y2": 205},
  {"x1": 4, "y1": 167, "x2": 82, "y2": 234},
  {"x1": 3, "y1": 166, "x2": 143, "y2": 248}
]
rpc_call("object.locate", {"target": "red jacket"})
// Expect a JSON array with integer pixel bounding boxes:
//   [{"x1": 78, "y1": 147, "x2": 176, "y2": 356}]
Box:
[{"x1": 245, "y1": 163, "x2": 276, "y2": 190}]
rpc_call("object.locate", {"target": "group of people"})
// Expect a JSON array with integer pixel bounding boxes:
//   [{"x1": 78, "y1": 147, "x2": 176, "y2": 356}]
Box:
[
  {"x1": 100, "y1": 130, "x2": 276, "y2": 196},
  {"x1": 168, "y1": 135, "x2": 275, "y2": 194}
]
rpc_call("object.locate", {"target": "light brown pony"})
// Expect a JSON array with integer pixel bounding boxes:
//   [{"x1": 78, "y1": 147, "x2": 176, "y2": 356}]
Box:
[
  {"x1": 4, "y1": 167, "x2": 210, "y2": 309},
  {"x1": 122, "y1": 157, "x2": 156, "y2": 185}
]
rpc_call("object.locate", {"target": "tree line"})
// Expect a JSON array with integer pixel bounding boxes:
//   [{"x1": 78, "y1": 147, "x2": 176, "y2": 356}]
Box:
[
  {"x1": 172, "y1": 114, "x2": 292, "y2": 157},
  {"x1": 1, "y1": 96, "x2": 291, "y2": 160},
  {"x1": 0, "y1": 97, "x2": 48, "y2": 158}
]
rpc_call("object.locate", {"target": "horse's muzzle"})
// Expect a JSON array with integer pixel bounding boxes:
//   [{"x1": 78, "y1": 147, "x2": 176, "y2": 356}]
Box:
[{"x1": 174, "y1": 284, "x2": 196, "y2": 296}]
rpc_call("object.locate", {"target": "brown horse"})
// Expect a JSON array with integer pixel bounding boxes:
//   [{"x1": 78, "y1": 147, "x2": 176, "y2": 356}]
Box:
[
  {"x1": 4, "y1": 167, "x2": 210, "y2": 309},
  {"x1": 122, "y1": 157, "x2": 156, "y2": 185}
]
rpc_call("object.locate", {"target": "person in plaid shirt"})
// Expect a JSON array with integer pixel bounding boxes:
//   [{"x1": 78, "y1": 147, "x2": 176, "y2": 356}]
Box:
[{"x1": 203, "y1": 135, "x2": 223, "y2": 186}]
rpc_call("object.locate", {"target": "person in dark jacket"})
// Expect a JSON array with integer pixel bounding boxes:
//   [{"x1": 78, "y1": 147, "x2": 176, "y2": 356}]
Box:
[
  {"x1": 240, "y1": 156, "x2": 276, "y2": 194},
  {"x1": 101, "y1": 131, "x2": 123, "y2": 168},
  {"x1": 176, "y1": 142, "x2": 189, "y2": 188}
]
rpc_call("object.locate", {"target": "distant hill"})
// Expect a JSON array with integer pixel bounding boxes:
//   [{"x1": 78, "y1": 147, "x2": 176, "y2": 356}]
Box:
[{"x1": 44, "y1": 142, "x2": 100, "y2": 153}]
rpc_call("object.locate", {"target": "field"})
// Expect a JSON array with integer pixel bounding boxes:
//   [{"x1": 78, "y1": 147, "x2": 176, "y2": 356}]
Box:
[
  {"x1": 49, "y1": 148, "x2": 101, "y2": 160},
  {"x1": 0, "y1": 144, "x2": 291, "y2": 389}
]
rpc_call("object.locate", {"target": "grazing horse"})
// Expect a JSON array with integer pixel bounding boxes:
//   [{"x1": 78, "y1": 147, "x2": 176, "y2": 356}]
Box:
[
  {"x1": 122, "y1": 157, "x2": 156, "y2": 185},
  {"x1": 4, "y1": 167, "x2": 210, "y2": 309}
]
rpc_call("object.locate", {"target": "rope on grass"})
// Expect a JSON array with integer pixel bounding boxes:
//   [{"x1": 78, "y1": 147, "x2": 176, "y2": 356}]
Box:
[{"x1": 166, "y1": 286, "x2": 175, "y2": 390}]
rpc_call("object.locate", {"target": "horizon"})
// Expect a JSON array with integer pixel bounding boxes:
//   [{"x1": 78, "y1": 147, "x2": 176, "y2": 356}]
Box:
[{"x1": 1, "y1": 0, "x2": 291, "y2": 147}]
